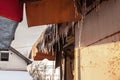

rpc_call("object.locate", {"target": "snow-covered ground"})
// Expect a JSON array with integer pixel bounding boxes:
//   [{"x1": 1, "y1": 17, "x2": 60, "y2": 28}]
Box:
[{"x1": 0, "y1": 70, "x2": 33, "y2": 80}]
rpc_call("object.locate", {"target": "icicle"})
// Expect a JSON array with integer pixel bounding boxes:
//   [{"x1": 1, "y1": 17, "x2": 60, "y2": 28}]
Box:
[
  {"x1": 58, "y1": 37, "x2": 60, "y2": 52},
  {"x1": 51, "y1": 44, "x2": 53, "y2": 55},
  {"x1": 60, "y1": 31, "x2": 64, "y2": 45},
  {"x1": 72, "y1": 22, "x2": 75, "y2": 27},
  {"x1": 78, "y1": 15, "x2": 85, "y2": 48},
  {"x1": 64, "y1": 25, "x2": 69, "y2": 38},
  {"x1": 72, "y1": 22, "x2": 75, "y2": 34},
  {"x1": 55, "y1": 24, "x2": 60, "y2": 51},
  {"x1": 73, "y1": 0, "x2": 82, "y2": 16}
]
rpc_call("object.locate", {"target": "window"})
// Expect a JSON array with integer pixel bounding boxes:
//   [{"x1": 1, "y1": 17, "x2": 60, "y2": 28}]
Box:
[{"x1": 0, "y1": 51, "x2": 9, "y2": 61}]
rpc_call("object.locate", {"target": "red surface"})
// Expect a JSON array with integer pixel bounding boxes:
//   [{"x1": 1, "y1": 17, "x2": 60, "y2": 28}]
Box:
[
  {"x1": 34, "y1": 52, "x2": 55, "y2": 60},
  {"x1": 0, "y1": 0, "x2": 23, "y2": 22}
]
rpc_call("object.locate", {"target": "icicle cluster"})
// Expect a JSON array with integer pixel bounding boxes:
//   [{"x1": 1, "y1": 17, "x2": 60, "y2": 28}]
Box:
[
  {"x1": 73, "y1": 0, "x2": 106, "y2": 16},
  {"x1": 36, "y1": 22, "x2": 75, "y2": 55},
  {"x1": 35, "y1": 0, "x2": 107, "y2": 55}
]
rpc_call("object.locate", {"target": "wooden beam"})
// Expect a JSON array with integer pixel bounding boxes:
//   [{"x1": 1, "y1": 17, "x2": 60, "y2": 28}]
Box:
[
  {"x1": 34, "y1": 52, "x2": 55, "y2": 60},
  {"x1": 26, "y1": 0, "x2": 81, "y2": 27}
]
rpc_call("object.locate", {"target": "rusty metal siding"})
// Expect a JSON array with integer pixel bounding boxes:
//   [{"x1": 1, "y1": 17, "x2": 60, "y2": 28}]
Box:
[
  {"x1": 80, "y1": 33, "x2": 120, "y2": 80},
  {"x1": 26, "y1": 0, "x2": 81, "y2": 27},
  {"x1": 75, "y1": 0, "x2": 120, "y2": 80},
  {"x1": 80, "y1": 0, "x2": 120, "y2": 47}
]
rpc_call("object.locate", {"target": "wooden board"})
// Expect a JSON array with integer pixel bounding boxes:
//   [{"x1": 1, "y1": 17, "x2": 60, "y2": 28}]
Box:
[
  {"x1": 34, "y1": 52, "x2": 55, "y2": 60},
  {"x1": 25, "y1": 0, "x2": 81, "y2": 27}
]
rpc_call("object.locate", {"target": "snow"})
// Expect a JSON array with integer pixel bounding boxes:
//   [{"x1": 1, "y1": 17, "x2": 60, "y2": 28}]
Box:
[
  {"x1": 0, "y1": 70, "x2": 33, "y2": 80},
  {"x1": 27, "y1": 59, "x2": 60, "y2": 80}
]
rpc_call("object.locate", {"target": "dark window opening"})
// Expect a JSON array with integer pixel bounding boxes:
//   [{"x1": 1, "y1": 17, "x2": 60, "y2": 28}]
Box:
[
  {"x1": 78, "y1": 0, "x2": 105, "y2": 14},
  {"x1": 86, "y1": 0, "x2": 95, "y2": 7},
  {"x1": 1, "y1": 52, "x2": 9, "y2": 61},
  {"x1": 80, "y1": 0, "x2": 104, "y2": 7},
  {"x1": 80, "y1": 0, "x2": 96, "y2": 7}
]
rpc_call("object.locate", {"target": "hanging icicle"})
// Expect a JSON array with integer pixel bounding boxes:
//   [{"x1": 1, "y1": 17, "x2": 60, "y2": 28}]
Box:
[
  {"x1": 73, "y1": 0, "x2": 82, "y2": 16},
  {"x1": 77, "y1": 15, "x2": 85, "y2": 48}
]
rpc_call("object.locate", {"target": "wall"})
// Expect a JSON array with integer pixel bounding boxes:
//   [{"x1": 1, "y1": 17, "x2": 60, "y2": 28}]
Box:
[
  {"x1": 81, "y1": 0, "x2": 120, "y2": 46},
  {"x1": 0, "y1": 51, "x2": 27, "y2": 70},
  {"x1": 80, "y1": 33, "x2": 120, "y2": 80},
  {"x1": 75, "y1": 0, "x2": 120, "y2": 80}
]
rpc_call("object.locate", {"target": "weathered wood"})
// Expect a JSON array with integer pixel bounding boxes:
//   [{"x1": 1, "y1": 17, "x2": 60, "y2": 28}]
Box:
[
  {"x1": 26, "y1": 0, "x2": 81, "y2": 27},
  {"x1": 34, "y1": 52, "x2": 55, "y2": 60}
]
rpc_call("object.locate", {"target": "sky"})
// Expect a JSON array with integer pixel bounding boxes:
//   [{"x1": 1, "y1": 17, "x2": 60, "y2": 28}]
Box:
[{"x1": 11, "y1": 7, "x2": 47, "y2": 56}]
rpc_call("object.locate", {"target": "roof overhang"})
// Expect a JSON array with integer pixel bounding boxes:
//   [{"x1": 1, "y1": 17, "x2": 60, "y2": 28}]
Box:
[{"x1": 26, "y1": 0, "x2": 81, "y2": 27}]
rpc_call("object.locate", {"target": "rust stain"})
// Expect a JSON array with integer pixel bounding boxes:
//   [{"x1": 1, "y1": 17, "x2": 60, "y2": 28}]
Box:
[
  {"x1": 80, "y1": 65, "x2": 84, "y2": 71},
  {"x1": 108, "y1": 56, "x2": 120, "y2": 79},
  {"x1": 89, "y1": 61, "x2": 92, "y2": 64},
  {"x1": 89, "y1": 61, "x2": 98, "y2": 68},
  {"x1": 107, "y1": 42, "x2": 120, "y2": 80}
]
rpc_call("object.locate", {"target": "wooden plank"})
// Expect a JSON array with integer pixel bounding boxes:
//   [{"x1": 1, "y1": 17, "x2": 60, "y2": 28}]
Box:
[
  {"x1": 34, "y1": 52, "x2": 55, "y2": 60},
  {"x1": 26, "y1": 0, "x2": 81, "y2": 27}
]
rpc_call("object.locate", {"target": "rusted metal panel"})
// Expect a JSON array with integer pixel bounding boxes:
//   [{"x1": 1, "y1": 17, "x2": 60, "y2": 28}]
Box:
[
  {"x1": 75, "y1": 30, "x2": 120, "y2": 80},
  {"x1": 75, "y1": 0, "x2": 120, "y2": 80},
  {"x1": 25, "y1": 0, "x2": 81, "y2": 27},
  {"x1": 80, "y1": 0, "x2": 120, "y2": 46},
  {"x1": 80, "y1": 42, "x2": 120, "y2": 80}
]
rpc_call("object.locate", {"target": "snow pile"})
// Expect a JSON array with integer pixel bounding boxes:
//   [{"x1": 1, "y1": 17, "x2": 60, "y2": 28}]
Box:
[
  {"x1": 27, "y1": 59, "x2": 60, "y2": 80},
  {"x1": 0, "y1": 70, "x2": 33, "y2": 80}
]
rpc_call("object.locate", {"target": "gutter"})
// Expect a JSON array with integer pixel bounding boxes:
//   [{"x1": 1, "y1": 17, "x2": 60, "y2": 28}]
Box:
[{"x1": 9, "y1": 46, "x2": 32, "y2": 65}]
